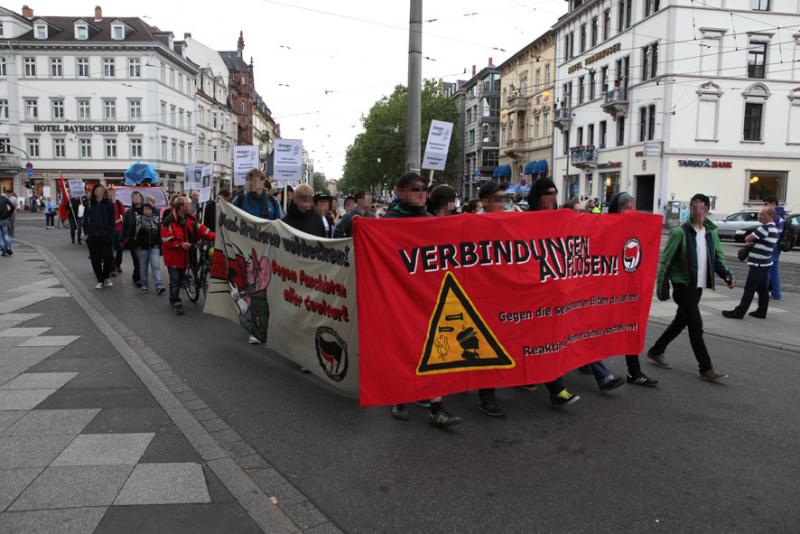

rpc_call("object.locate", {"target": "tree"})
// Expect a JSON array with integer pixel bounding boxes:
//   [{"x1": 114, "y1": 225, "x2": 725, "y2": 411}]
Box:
[
  {"x1": 339, "y1": 80, "x2": 461, "y2": 195},
  {"x1": 312, "y1": 171, "x2": 329, "y2": 195}
]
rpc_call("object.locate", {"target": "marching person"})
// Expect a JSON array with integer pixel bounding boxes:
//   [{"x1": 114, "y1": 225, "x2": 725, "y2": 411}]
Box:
[
  {"x1": 722, "y1": 206, "x2": 779, "y2": 320},
  {"x1": 333, "y1": 190, "x2": 374, "y2": 238},
  {"x1": 0, "y1": 190, "x2": 16, "y2": 257},
  {"x1": 109, "y1": 188, "x2": 126, "y2": 276},
  {"x1": 82, "y1": 184, "x2": 115, "y2": 289},
  {"x1": 647, "y1": 193, "x2": 734, "y2": 382},
  {"x1": 282, "y1": 184, "x2": 327, "y2": 238},
  {"x1": 44, "y1": 197, "x2": 57, "y2": 229},
  {"x1": 313, "y1": 193, "x2": 334, "y2": 237},
  {"x1": 161, "y1": 196, "x2": 215, "y2": 316},
  {"x1": 232, "y1": 169, "x2": 283, "y2": 220},
  {"x1": 385, "y1": 173, "x2": 461, "y2": 427},
  {"x1": 203, "y1": 188, "x2": 232, "y2": 232},
  {"x1": 122, "y1": 190, "x2": 146, "y2": 288},
  {"x1": 133, "y1": 203, "x2": 165, "y2": 295},
  {"x1": 763, "y1": 196, "x2": 785, "y2": 301},
  {"x1": 68, "y1": 197, "x2": 83, "y2": 244}
]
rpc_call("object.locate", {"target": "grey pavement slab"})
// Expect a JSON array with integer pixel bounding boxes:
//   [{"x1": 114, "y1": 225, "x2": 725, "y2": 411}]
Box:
[
  {"x1": 0, "y1": 375, "x2": 14, "y2": 387},
  {"x1": 35, "y1": 386, "x2": 162, "y2": 410},
  {"x1": 10, "y1": 465, "x2": 133, "y2": 510},
  {"x1": 0, "y1": 327, "x2": 51, "y2": 338},
  {"x1": 0, "y1": 434, "x2": 76, "y2": 468},
  {"x1": 0, "y1": 338, "x2": 31, "y2": 349},
  {"x1": 0, "y1": 347, "x2": 62, "y2": 377},
  {"x1": 0, "y1": 468, "x2": 42, "y2": 512},
  {"x1": 0, "y1": 389, "x2": 58, "y2": 410},
  {"x1": 95, "y1": 503, "x2": 262, "y2": 534},
  {"x1": 80, "y1": 407, "x2": 173, "y2": 434},
  {"x1": 1, "y1": 409, "x2": 100, "y2": 437},
  {"x1": 5, "y1": 278, "x2": 61, "y2": 293},
  {"x1": 0, "y1": 373, "x2": 78, "y2": 390},
  {"x1": 139, "y1": 429, "x2": 201, "y2": 464},
  {"x1": 18, "y1": 336, "x2": 80, "y2": 348},
  {"x1": 114, "y1": 463, "x2": 211, "y2": 505},
  {"x1": 0, "y1": 411, "x2": 26, "y2": 434},
  {"x1": 0, "y1": 290, "x2": 70, "y2": 314},
  {"x1": 0, "y1": 506, "x2": 107, "y2": 534},
  {"x1": 51, "y1": 433, "x2": 154, "y2": 466},
  {"x1": 0, "y1": 314, "x2": 41, "y2": 323}
]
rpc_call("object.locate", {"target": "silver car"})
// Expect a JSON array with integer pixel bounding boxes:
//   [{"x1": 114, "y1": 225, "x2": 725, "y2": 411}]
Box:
[{"x1": 713, "y1": 210, "x2": 760, "y2": 240}]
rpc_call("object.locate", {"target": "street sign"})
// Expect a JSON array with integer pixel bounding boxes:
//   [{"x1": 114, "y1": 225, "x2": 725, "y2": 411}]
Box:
[
  {"x1": 26, "y1": 168, "x2": 33, "y2": 177},
  {"x1": 643, "y1": 141, "x2": 663, "y2": 157},
  {"x1": 25, "y1": 162, "x2": 33, "y2": 171}
]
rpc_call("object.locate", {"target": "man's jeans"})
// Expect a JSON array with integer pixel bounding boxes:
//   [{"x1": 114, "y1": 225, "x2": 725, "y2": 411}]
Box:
[
  {"x1": 136, "y1": 248, "x2": 163, "y2": 290},
  {"x1": 168, "y1": 267, "x2": 185, "y2": 305},
  {"x1": 651, "y1": 285, "x2": 713, "y2": 374},
  {"x1": 768, "y1": 248, "x2": 781, "y2": 299},
  {"x1": 734, "y1": 265, "x2": 770, "y2": 317},
  {"x1": 0, "y1": 219, "x2": 11, "y2": 252}
]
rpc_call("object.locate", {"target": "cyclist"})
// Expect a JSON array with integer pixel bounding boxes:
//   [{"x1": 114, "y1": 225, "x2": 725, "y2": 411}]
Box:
[{"x1": 161, "y1": 196, "x2": 215, "y2": 315}]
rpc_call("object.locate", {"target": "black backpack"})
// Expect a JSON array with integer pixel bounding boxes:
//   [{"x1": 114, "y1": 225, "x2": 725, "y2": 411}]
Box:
[
  {"x1": 0, "y1": 195, "x2": 13, "y2": 220},
  {"x1": 779, "y1": 218, "x2": 796, "y2": 252}
]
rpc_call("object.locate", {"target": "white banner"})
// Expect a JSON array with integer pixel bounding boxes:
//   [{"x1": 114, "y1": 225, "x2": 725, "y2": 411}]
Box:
[
  {"x1": 273, "y1": 139, "x2": 304, "y2": 185},
  {"x1": 233, "y1": 146, "x2": 260, "y2": 186},
  {"x1": 67, "y1": 179, "x2": 85, "y2": 198},
  {"x1": 204, "y1": 201, "x2": 358, "y2": 395},
  {"x1": 422, "y1": 120, "x2": 453, "y2": 171}
]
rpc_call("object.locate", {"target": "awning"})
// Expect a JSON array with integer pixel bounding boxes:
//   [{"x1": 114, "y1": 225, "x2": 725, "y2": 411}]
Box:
[
  {"x1": 492, "y1": 164, "x2": 511, "y2": 178},
  {"x1": 524, "y1": 160, "x2": 548, "y2": 175}
]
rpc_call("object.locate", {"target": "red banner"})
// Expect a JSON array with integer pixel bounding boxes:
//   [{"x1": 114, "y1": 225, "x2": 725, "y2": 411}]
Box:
[
  {"x1": 353, "y1": 210, "x2": 662, "y2": 407},
  {"x1": 57, "y1": 177, "x2": 70, "y2": 222}
]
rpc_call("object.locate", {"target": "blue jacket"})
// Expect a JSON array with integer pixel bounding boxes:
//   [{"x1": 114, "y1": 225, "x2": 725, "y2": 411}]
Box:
[{"x1": 233, "y1": 191, "x2": 284, "y2": 220}]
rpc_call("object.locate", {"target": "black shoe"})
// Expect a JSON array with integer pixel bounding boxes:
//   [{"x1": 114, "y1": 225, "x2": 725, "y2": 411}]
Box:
[
  {"x1": 391, "y1": 404, "x2": 409, "y2": 421},
  {"x1": 627, "y1": 373, "x2": 658, "y2": 387},
  {"x1": 748, "y1": 310, "x2": 766, "y2": 319},
  {"x1": 134, "y1": 281, "x2": 142, "y2": 289},
  {"x1": 550, "y1": 389, "x2": 580, "y2": 407},
  {"x1": 647, "y1": 349, "x2": 672, "y2": 369},
  {"x1": 172, "y1": 303, "x2": 184, "y2": 316},
  {"x1": 156, "y1": 287, "x2": 165, "y2": 296},
  {"x1": 5, "y1": 249, "x2": 11, "y2": 256},
  {"x1": 479, "y1": 399, "x2": 505, "y2": 417},
  {"x1": 430, "y1": 410, "x2": 462, "y2": 427},
  {"x1": 721, "y1": 310, "x2": 743, "y2": 319},
  {"x1": 599, "y1": 376, "x2": 625, "y2": 391},
  {"x1": 413, "y1": 400, "x2": 431, "y2": 409}
]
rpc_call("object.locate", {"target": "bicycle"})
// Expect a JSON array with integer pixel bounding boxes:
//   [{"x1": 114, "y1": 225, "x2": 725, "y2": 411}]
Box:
[{"x1": 183, "y1": 241, "x2": 213, "y2": 303}]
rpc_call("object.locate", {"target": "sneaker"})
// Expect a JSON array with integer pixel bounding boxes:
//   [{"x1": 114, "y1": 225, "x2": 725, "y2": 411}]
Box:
[
  {"x1": 627, "y1": 373, "x2": 658, "y2": 387},
  {"x1": 5, "y1": 249, "x2": 11, "y2": 256},
  {"x1": 391, "y1": 404, "x2": 409, "y2": 421},
  {"x1": 721, "y1": 310, "x2": 743, "y2": 319},
  {"x1": 413, "y1": 400, "x2": 431, "y2": 408},
  {"x1": 479, "y1": 399, "x2": 505, "y2": 417},
  {"x1": 156, "y1": 287, "x2": 165, "y2": 295},
  {"x1": 550, "y1": 389, "x2": 580, "y2": 407},
  {"x1": 517, "y1": 384, "x2": 539, "y2": 391},
  {"x1": 141, "y1": 287, "x2": 149, "y2": 294},
  {"x1": 247, "y1": 335, "x2": 261, "y2": 344},
  {"x1": 700, "y1": 369, "x2": 728, "y2": 383},
  {"x1": 430, "y1": 410, "x2": 462, "y2": 427},
  {"x1": 95, "y1": 282, "x2": 104, "y2": 289},
  {"x1": 103, "y1": 280, "x2": 113, "y2": 288},
  {"x1": 748, "y1": 310, "x2": 766, "y2": 319},
  {"x1": 647, "y1": 349, "x2": 672, "y2": 369},
  {"x1": 599, "y1": 375, "x2": 625, "y2": 391}
]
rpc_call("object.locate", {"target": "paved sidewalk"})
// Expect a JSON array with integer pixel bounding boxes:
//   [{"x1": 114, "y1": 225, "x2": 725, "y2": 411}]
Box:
[{"x1": 0, "y1": 243, "x2": 299, "y2": 532}]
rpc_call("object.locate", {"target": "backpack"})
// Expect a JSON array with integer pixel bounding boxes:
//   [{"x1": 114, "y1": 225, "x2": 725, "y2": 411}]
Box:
[
  {"x1": 779, "y1": 219, "x2": 796, "y2": 252},
  {"x1": 0, "y1": 195, "x2": 12, "y2": 220}
]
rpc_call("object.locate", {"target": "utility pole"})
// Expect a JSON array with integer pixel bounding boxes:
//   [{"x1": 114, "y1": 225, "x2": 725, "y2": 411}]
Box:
[{"x1": 405, "y1": 0, "x2": 422, "y2": 174}]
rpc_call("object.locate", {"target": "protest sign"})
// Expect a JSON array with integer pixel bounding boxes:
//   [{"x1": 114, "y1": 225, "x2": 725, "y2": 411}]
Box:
[
  {"x1": 185, "y1": 164, "x2": 213, "y2": 191},
  {"x1": 273, "y1": 139, "x2": 303, "y2": 186},
  {"x1": 421, "y1": 120, "x2": 453, "y2": 171},
  {"x1": 67, "y1": 179, "x2": 85, "y2": 198},
  {"x1": 233, "y1": 146, "x2": 260, "y2": 186},
  {"x1": 353, "y1": 210, "x2": 661, "y2": 407}
]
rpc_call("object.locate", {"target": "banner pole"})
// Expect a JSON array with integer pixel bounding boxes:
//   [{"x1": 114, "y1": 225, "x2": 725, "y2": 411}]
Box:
[
  {"x1": 428, "y1": 169, "x2": 434, "y2": 184},
  {"x1": 283, "y1": 183, "x2": 288, "y2": 213}
]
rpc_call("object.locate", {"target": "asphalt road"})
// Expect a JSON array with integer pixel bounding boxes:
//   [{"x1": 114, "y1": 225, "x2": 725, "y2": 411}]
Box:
[{"x1": 14, "y1": 220, "x2": 800, "y2": 533}]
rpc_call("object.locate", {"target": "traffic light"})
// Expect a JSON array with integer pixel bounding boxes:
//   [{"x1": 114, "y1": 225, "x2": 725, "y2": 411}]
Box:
[{"x1": 24, "y1": 179, "x2": 34, "y2": 190}]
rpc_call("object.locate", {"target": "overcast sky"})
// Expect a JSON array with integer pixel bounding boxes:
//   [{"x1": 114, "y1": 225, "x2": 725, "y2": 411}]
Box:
[{"x1": 23, "y1": 0, "x2": 562, "y2": 179}]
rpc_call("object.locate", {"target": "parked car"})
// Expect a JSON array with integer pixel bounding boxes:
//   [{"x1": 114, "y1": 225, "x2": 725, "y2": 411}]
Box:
[
  {"x1": 735, "y1": 212, "x2": 798, "y2": 249},
  {"x1": 713, "y1": 210, "x2": 760, "y2": 240}
]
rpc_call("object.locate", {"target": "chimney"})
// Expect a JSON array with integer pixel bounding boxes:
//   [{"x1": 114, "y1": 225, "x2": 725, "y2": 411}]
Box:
[
  {"x1": 488, "y1": 57, "x2": 493, "y2": 66},
  {"x1": 472, "y1": 65, "x2": 476, "y2": 76},
  {"x1": 21, "y1": 5, "x2": 33, "y2": 18},
  {"x1": 184, "y1": 32, "x2": 192, "y2": 39},
  {"x1": 94, "y1": 5, "x2": 102, "y2": 21}
]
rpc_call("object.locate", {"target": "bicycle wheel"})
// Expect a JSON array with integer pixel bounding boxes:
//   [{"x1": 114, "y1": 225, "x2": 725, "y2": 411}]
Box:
[
  {"x1": 199, "y1": 266, "x2": 209, "y2": 299},
  {"x1": 184, "y1": 268, "x2": 200, "y2": 303}
]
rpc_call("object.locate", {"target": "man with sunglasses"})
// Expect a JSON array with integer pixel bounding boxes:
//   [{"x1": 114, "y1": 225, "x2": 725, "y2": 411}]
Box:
[
  {"x1": 334, "y1": 190, "x2": 374, "y2": 238},
  {"x1": 478, "y1": 182, "x2": 509, "y2": 214}
]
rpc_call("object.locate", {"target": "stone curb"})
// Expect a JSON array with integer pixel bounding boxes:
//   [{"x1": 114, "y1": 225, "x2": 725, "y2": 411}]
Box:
[
  {"x1": 26, "y1": 241, "x2": 342, "y2": 534},
  {"x1": 648, "y1": 316, "x2": 800, "y2": 354}
]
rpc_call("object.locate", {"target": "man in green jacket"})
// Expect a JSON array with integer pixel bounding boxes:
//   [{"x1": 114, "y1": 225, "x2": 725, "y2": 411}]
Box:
[{"x1": 646, "y1": 193, "x2": 735, "y2": 382}]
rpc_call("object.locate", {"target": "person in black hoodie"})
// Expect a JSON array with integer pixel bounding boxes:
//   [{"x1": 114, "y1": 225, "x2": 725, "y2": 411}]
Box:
[
  {"x1": 281, "y1": 184, "x2": 327, "y2": 238},
  {"x1": 133, "y1": 203, "x2": 164, "y2": 295},
  {"x1": 82, "y1": 183, "x2": 115, "y2": 289},
  {"x1": 122, "y1": 190, "x2": 145, "y2": 287},
  {"x1": 68, "y1": 196, "x2": 83, "y2": 244}
]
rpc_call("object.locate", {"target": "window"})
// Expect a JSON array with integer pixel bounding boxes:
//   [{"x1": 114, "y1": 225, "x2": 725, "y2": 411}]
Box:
[
  {"x1": 743, "y1": 102, "x2": 764, "y2": 141},
  {"x1": 599, "y1": 120, "x2": 607, "y2": 148},
  {"x1": 544, "y1": 63, "x2": 551, "y2": 84},
  {"x1": 112, "y1": 24, "x2": 125, "y2": 40},
  {"x1": 25, "y1": 98, "x2": 38, "y2": 119},
  {"x1": 178, "y1": 74, "x2": 184, "y2": 92},
  {"x1": 171, "y1": 139, "x2": 177, "y2": 162},
  {"x1": 569, "y1": 31, "x2": 575, "y2": 58},
  {"x1": 588, "y1": 123, "x2": 595, "y2": 145},
  {"x1": 0, "y1": 138, "x2": 9, "y2": 152},
  {"x1": 160, "y1": 63, "x2": 166, "y2": 83},
  {"x1": 603, "y1": 9, "x2": 611, "y2": 41},
  {"x1": 54, "y1": 138, "x2": 66, "y2": 158},
  {"x1": 648, "y1": 104, "x2": 656, "y2": 140},
  {"x1": 748, "y1": 41, "x2": 767, "y2": 78},
  {"x1": 75, "y1": 23, "x2": 88, "y2": 40},
  {"x1": 519, "y1": 71, "x2": 528, "y2": 94},
  {"x1": 618, "y1": 1, "x2": 625, "y2": 32},
  {"x1": 103, "y1": 57, "x2": 115, "y2": 78},
  {"x1": 105, "y1": 138, "x2": 117, "y2": 158},
  {"x1": 160, "y1": 101, "x2": 167, "y2": 123},
  {"x1": 77, "y1": 57, "x2": 89, "y2": 77},
  {"x1": 51, "y1": 98, "x2": 64, "y2": 119},
  {"x1": 161, "y1": 137, "x2": 167, "y2": 159},
  {"x1": 576, "y1": 126, "x2": 584, "y2": 145},
  {"x1": 186, "y1": 111, "x2": 192, "y2": 131},
  {"x1": 591, "y1": 16, "x2": 599, "y2": 47},
  {"x1": 639, "y1": 106, "x2": 647, "y2": 142},
  {"x1": 24, "y1": 57, "x2": 36, "y2": 77},
  {"x1": 645, "y1": 0, "x2": 661, "y2": 17},
  {"x1": 542, "y1": 111, "x2": 549, "y2": 137},
  {"x1": 580, "y1": 24, "x2": 587, "y2": 53},
  {"x1": 130, "y1": 138, "x2": 142, "y2": 158},
  {"x1": 747, "y1": 170, "x2": 786, "y2": 203},
  {"x1": 751, "y1": 0, "x2": 770, "y2": 10},
  {"x1": 128, "y1": 58, "x2": 141, "y2": 78},
  {"x1": 589, "y1": 70, "x2": 596, "y2": 100},
  {"x1": 79, "y1": 138, "x2": 92, "y2": 158},
  {"x1": 179, "y1": 109, "x2": 185, "y2": 130},
  {"x1": 534, "y1": 69, "x2": 541, "y2": 91},
  {"x1": 0, "y1": 57, "x2": 6, "y2": 76},
  {"x1": 188, "y1": 142, "x2": 193, "y2": 159},
  {"x1": 0, "y1": 99, "x2": 7, "y2": 120},
  {"x1": 240, "y1": 100, "x2": 246, "y2": 113},
  {"x1": 170, "y1": 105, "x2": 176, "y2": 126},
  {"x1": 169, "y1": 68, "x2": 175, "y2": 87},
  {"x1": 27, "y1": 138, "x2": 40, "y2": 157},
  {"x1": 103, "y1": 99, "x2": 116, "y2": 120},
  {"x1": 616, "y1": 115, "x2": 625, "y2": 146},
  {"x1": 213, "y1": 144, "x2": 219, "y2": 162},
  {"x1": 78, "y1": 99, "x2": 91, "y2": 120},
  {"x1": 212, "y1": 111, "x2": 219, "y2": 129},
  {"x1": 35, "y1": 23, "x2": 47, "y2": 40},
  {"x1": 0, "y1": 22, "x2": 4, "y2": 37},
  {"x1": 562, "y1": 130, "x2": 569, "y2": 154},
  {"x1": 578, "y1": 76, "x2": 585, "y2": 104},
  {"x1": 128, "y1": 99, "x2": 141, "y2": 120},
  {"x1": 642, "y1": 43, "x2": 658, "y2": 81},
  {"x1": 50, "y1": 57, "x2": 62, "y2": 77},
  {"x1": 601, "y1": 66, "x2": 609, "y2": 93},
  {"x1": 534, "y1": 115, "x2": 541, "y2": 138}
]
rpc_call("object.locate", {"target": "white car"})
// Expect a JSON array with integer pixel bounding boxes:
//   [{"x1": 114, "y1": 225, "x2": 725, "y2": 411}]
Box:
[{"x1": 713, "y1": 210, "x2": 760, "y2": 240}]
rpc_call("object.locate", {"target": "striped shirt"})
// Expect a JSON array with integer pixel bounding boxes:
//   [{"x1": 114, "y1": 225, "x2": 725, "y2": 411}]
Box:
[{"x1": 748, "y1": 221, "x2": 778, "y2": 267}]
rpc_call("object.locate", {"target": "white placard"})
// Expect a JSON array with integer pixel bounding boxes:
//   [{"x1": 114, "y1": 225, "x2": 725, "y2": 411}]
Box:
[
  {"x1": 273, "y1": 139, "x2": 304, "y2": 184},
  {"x1": 199, "y1": 186, "x2": 212, "y2": 204},
  {"x1": 233, "y1": 146, "x2": 260, "y2": 186},
  {"x1": 184, "y1": 164, "x2": 214, "y2": 191},
  {"x1": 67, "y1": 179, "x2": 85, "y2": 198},
  {"x1": 43, "y1": 186, "x2": 51, "y2": 198},
  {"x1": 422, "y1": 120, "x2": 453, "y2": 171}
]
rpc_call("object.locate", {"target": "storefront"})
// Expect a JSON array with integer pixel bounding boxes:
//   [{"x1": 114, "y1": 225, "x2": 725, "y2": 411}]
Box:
[{"x1": 597, "y1": 161, "x2": 622, "y2": 204}]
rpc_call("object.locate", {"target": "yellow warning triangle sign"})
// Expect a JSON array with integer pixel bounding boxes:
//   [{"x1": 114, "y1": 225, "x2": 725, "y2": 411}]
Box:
[{"x1": 417, "y1": 272, "x2": 515, "y2": 375}]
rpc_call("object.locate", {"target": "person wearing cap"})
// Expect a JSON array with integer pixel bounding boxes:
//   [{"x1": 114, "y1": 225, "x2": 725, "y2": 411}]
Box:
[
  {"x1": 333, "y1": 190, "x2": 374, "y2": 238},
  {"x1": 385, "y1": 174, "x2": 461, "y2": 427},
  {"x1": 478, "y1": 181, "x2": 509, "y2": 214},
  {"x1": 282, "y1": 185, "x2": 327, "y2": 238},
  {"x1": 313, "y1": 193, "x2": 334, "y2": 237},
  {"x1": 646, "y1": 193, "x2": 734, "y2": 383},
  {"x1": 233, "y1": 169, "x2": 284, "y2": 220}
]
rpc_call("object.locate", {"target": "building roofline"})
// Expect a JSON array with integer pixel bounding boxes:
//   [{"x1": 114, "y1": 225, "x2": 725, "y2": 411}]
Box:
[{"x1": 497, "y1": 30, "x2": 556, "y2": 70}]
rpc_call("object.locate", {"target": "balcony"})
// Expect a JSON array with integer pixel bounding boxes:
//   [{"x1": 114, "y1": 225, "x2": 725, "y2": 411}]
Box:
[
  {"x1": 506, "y1": 91, "x2": 526, "y2": 113},
  {"x1": 569, "y1": 145, "x2": 597, "y2": 169},
  {"x1": 552, "y1": 107, "x2": 572, "y2": 131},
  {"x1": 602, "y1": 87, "x2": 628, "y2": 118},
  {"x1": 0, "y1": 153, "x2": 21, "y2": 171}
]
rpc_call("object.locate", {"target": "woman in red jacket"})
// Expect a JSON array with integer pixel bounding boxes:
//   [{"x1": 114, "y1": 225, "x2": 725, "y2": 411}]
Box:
[{"x1": 160, "y1": 196, "x2": 215, "y2": 315}]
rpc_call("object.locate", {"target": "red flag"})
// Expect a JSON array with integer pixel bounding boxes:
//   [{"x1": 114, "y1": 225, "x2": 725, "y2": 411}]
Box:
[
  {"x1": 57, "y1": 176, "x2": 70, "y2": 222},
  {"x1": 353, "y1": 210, "x2": 662, "y2": 407}
]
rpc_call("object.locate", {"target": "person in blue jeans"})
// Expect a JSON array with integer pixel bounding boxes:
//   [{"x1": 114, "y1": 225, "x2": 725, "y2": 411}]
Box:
[
  {"x1": 0, "y1": 192, "x2": 16, "y2": 256},
  {"x1": 133, "y1": 204, "x2": 164, "y2": 295},
  {"x1": 763, "y1": 196, "x2": 784, "y2": 301}
]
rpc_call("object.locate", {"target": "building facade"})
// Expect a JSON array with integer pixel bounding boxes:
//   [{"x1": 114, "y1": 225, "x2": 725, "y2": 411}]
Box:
[
  {"x1": 0, "y1": 5, "x2": 198, "y2": 196},
  {"x1": 220, "y1": 32, "x2": 254, "y2": 147},
  {"x1": 553, "y1": 0, "x2": 800, "y2": 215},
  {"x1": 252, "y1": 91, "x2": 280, "y2": 171},
  {"x1": 498, "y1": 31, "x2": 556, "y2": 184},
  {"x1": 443, "y1": 80, "x2": 467, "y2": 197}
]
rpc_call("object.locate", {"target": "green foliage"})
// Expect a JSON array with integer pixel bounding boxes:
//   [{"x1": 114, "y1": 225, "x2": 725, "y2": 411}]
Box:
[
  {"x1": 312, "y1": 171, "x2": 330, "y2": 195},
  {"x1": 339, "y1": 80, "x2": 461, "y2": 195}
]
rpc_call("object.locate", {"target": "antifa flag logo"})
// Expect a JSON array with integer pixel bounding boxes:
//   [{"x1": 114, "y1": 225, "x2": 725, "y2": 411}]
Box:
[
  {"x1": 315, "y1": 327, "x2": 349, "y2": 382},
  {"x1": 622, "y1": 238, "x2": 642, "y2": 272}
]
